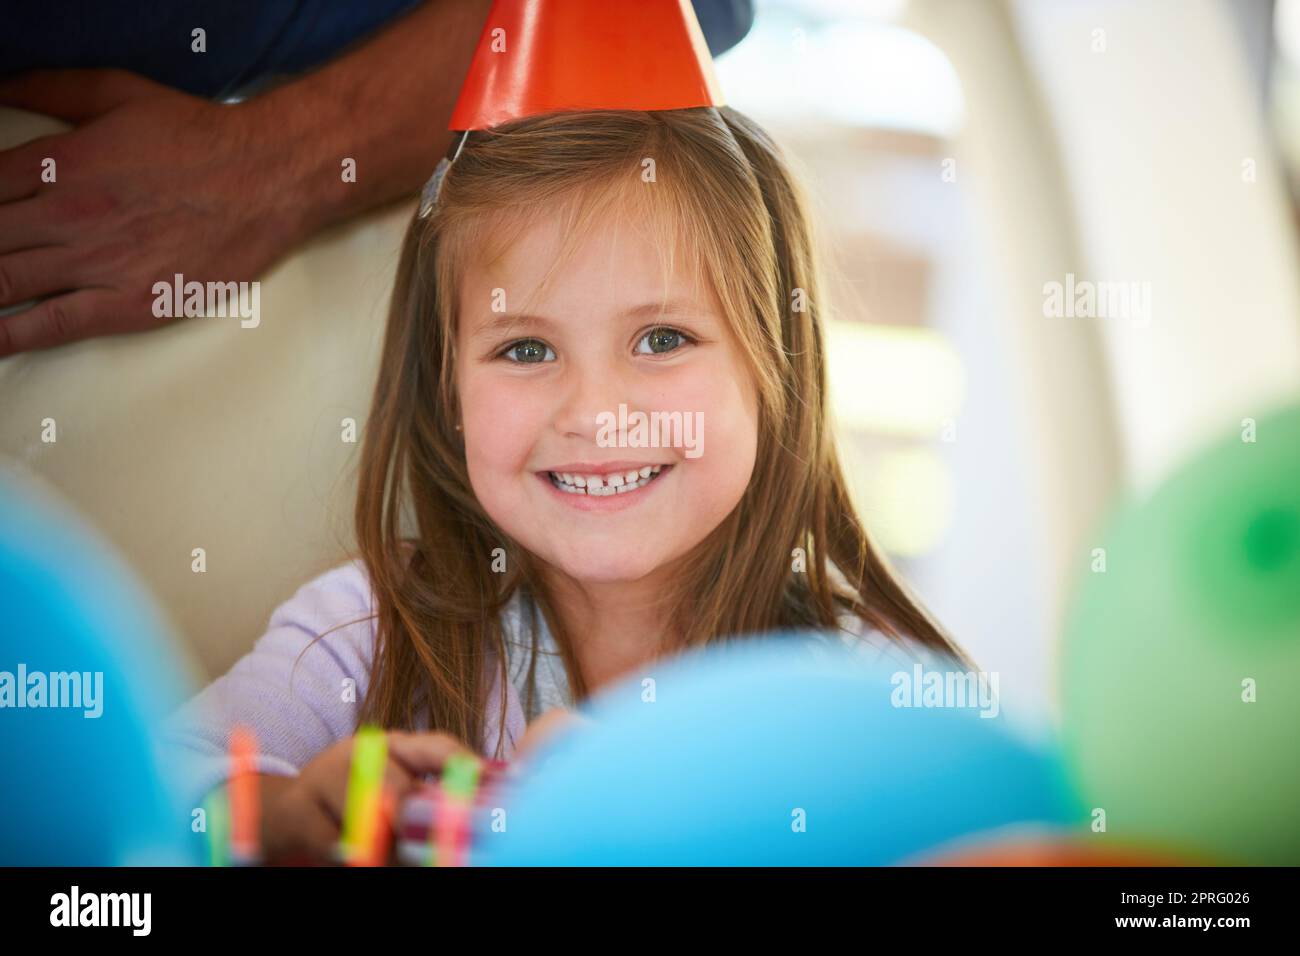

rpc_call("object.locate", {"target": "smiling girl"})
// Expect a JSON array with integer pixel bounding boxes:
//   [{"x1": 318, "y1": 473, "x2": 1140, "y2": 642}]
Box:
[{"x1": 163, "y1": 106, "x2": 970, "y2": 863}]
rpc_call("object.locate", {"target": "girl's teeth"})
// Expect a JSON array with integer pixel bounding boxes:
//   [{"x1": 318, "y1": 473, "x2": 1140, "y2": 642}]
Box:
[{"x1": 548, "y1": 466, "x2": 665, "y2": 496}]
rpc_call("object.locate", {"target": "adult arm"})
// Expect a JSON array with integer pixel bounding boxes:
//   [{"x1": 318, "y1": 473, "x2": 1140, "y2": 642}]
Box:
[{"x1": 0, "y1": 0, "x2": 493, "y2": 355}]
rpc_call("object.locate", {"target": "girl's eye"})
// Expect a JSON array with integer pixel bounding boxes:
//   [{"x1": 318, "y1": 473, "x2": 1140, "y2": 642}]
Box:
[
  {"x1": 500, "y1": 339, "x2": 555, "y2": 364},
  {"x1": 636, "y1": 326, "x2": 692, "y2": 355}
]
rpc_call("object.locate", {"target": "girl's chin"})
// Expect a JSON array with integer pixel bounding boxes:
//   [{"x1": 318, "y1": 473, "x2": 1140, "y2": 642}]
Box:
[{"x1": 535, "y1": 550, "x2": 670, "y2": 586}]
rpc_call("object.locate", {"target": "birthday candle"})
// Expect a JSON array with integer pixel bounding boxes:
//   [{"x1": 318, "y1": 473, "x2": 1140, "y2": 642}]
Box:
[
  {"x1": 433, "y1": 786, "x2": 468, "y2": 867},
  {"x1": 203, "y1": 788, "x2": 230, "y2": 868},
  {"x1": 441, "y1": 752, "x2": 483, "y2": 800},
  {"x1": 340, "y1": 726, "x2": 388, "y2": 866},
  {"x1": 229, "y1": 725, "x2": 260, "y2": 864},
  {"x1": 372, "y1": 785, "x2": 397, "y2": 867},
  {"x1": 433, "y1": 753, "x2": 483, "y2": 867}
]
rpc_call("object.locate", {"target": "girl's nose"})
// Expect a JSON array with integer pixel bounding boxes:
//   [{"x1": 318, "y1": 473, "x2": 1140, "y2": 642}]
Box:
[{"x1": 551, "y1": 363, "x2": 632, "y2": 441}]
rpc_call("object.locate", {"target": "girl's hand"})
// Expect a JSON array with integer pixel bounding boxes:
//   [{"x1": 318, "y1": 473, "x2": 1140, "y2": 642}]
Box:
[
  {"x1": 259, "y1": 730, "x2": 475, "y2": 864},
  {"x1": 516, "y1": 707, "x2": 593, "y2": 762}
]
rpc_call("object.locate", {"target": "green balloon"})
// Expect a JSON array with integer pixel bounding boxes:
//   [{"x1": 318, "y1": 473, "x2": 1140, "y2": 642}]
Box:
[{"x1": 1062, "y1": 402, "x2": 1300, "y2": 864}]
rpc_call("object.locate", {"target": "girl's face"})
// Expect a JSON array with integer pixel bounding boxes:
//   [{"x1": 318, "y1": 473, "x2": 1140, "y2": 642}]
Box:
[{"x1": 454, "y1": 198, "x2": 759, "y2": 586}]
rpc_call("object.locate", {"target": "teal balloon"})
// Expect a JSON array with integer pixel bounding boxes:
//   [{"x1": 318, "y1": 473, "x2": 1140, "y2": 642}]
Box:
[
  {"x1": 0, "y1": 471, "x2": 199, "y2": 865},
  {"x1": 1062, "y1": 402, "x2": 1300, "y2": 864},
  {"x1": 476, "y1": 636, "x2": 1080, "y2": 865}
]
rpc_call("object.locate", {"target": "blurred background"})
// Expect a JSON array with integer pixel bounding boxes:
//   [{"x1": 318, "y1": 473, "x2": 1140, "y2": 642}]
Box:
[
  {"x1": 1, "y1": 0, "x2": 1297, "y2": 737},
  {"x1": 717, "y1": 0, "x2": 1300, "y2": 733}
]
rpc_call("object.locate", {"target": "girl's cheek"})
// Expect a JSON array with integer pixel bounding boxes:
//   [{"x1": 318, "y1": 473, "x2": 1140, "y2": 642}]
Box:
[
  {"x1": 669, "y1": 365, "x2": 757, "y2": 464},
  {"x1": 461, "y1": 374, "x2": 543, "y2": 478}
]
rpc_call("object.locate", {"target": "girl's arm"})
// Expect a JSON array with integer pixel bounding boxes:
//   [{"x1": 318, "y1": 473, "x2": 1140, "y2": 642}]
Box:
[{"x1": 156, "y1": 560, "x2": 378, "y2": 810}]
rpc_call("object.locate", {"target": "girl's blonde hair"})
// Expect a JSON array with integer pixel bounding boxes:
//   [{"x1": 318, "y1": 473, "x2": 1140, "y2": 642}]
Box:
[{"x1": 354, "y1": 106, "x2": 969, "y2": 756}]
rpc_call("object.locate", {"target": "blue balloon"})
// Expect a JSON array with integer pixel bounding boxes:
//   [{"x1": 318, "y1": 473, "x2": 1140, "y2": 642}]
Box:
[
  {"x1": 477, "y1": 635, "x2": 1081, "y2": 865},
  {"x1": 0, "y1": 470, "x2": 199, "y2": 865}
]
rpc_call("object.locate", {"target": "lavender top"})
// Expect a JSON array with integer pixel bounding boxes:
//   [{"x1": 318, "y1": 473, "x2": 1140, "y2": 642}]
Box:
[{"x1": 158, "y1": 560, "x2": 929, "y2": 808}]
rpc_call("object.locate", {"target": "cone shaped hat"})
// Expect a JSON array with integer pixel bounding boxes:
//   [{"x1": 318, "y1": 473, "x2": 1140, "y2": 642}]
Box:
[{"x1": 449, "y1": 0, "x2": 725, "y2": 131}]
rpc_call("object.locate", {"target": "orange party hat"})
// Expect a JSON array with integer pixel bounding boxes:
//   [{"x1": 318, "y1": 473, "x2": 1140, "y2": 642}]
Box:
[{"x1": 449, "y1": 0, "x2": 725, "y2": 132}]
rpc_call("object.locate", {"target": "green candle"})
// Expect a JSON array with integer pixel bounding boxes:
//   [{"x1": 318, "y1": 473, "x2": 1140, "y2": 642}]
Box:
[{"x1": 339, "y1": 726, "x2": 388, "y2": 865}]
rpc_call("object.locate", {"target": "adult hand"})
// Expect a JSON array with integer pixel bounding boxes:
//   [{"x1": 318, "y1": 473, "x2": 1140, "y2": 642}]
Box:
[
  {"x1": 0, "y1": 1, "x2": 493, "y2": 359},
  {"x1": 0, "y1": 69, "x2": 307, "y2": 356}
]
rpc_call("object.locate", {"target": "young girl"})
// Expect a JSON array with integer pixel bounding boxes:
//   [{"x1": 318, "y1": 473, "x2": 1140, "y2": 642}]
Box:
[{"x1": 163, "y1": 105, "x2": 971, "y2": 863}]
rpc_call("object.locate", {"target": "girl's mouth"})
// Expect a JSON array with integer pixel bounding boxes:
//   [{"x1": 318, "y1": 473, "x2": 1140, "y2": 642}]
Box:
[{"x1": 545, "y1": 464, "x2": 670, "y2": 496}]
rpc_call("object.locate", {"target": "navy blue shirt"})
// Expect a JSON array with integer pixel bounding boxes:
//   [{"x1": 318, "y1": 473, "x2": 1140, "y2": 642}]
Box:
[{"x1": 0, "y1": 1, "x2": 754, "y2": 99}]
